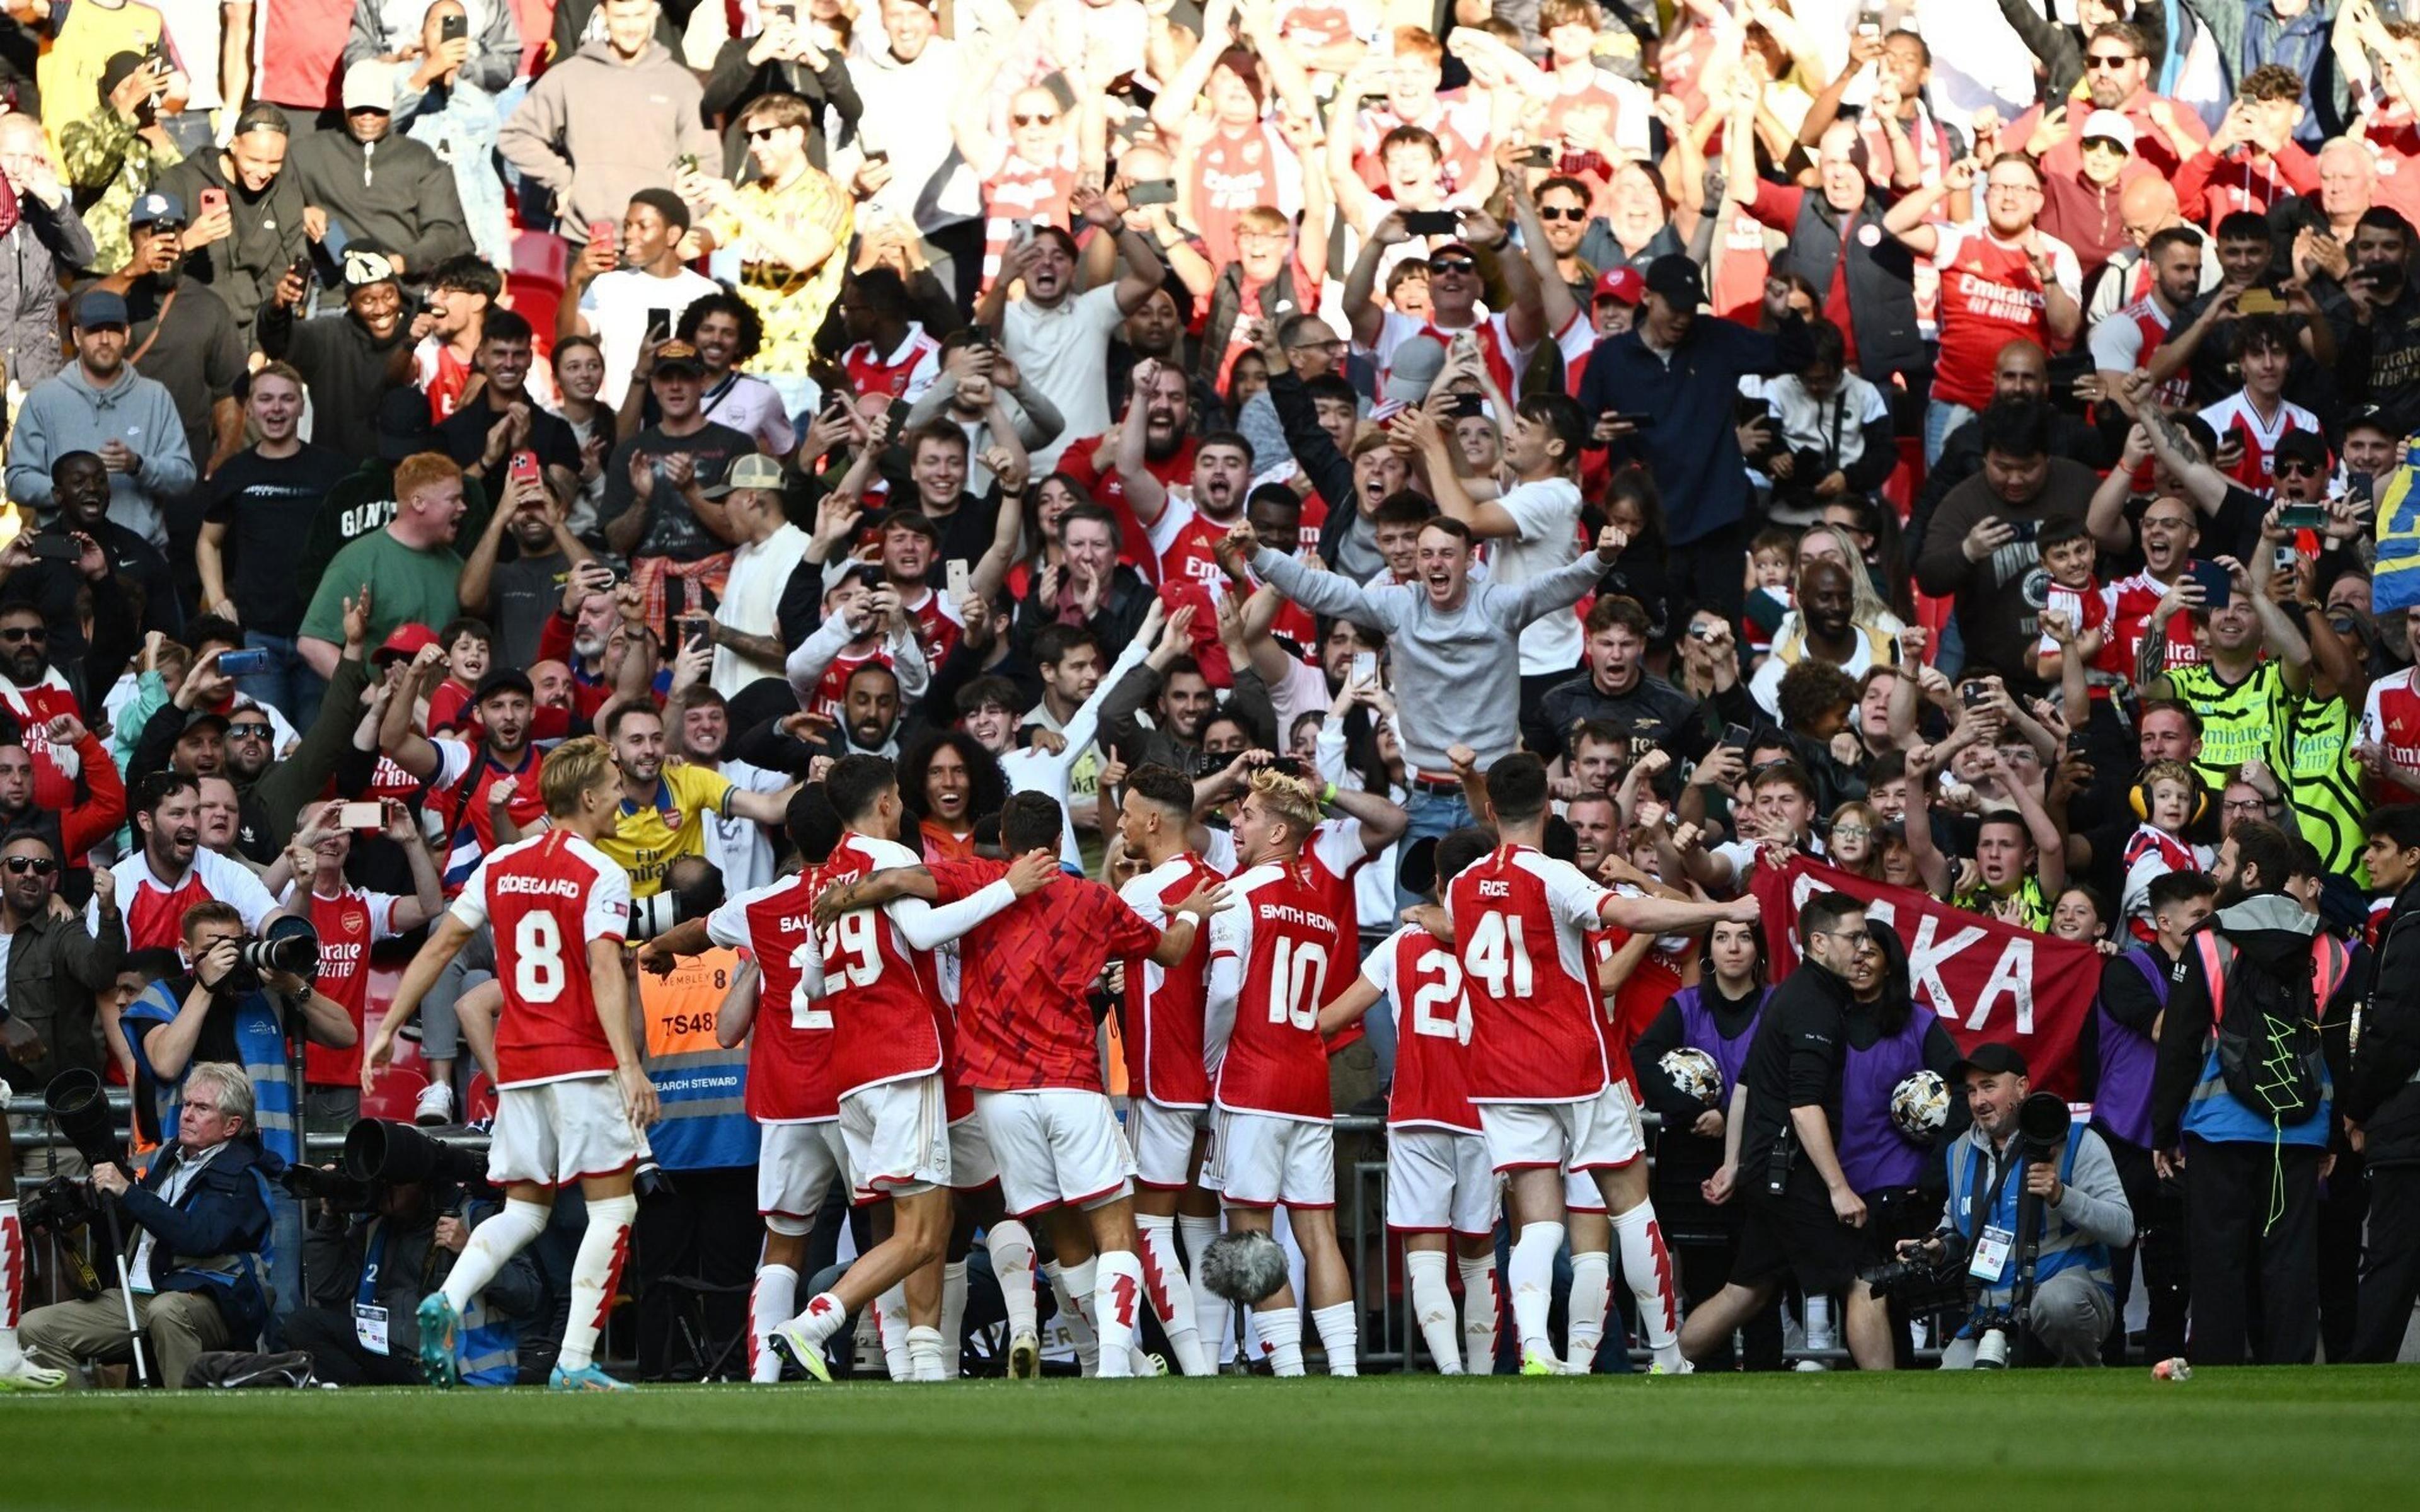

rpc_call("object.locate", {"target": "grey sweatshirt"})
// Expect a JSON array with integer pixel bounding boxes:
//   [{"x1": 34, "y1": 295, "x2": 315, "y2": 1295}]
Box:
[
  {"x1": 1933, "y1": 1123, "x2": 2136, "y2": 1256},
  {"x1": 1251, "y1": 543, "x2": 1606, "y2": 773},
  {"x1": 498, "y1": 40, "x2": 718, "y2": 245},
  {"x1": 4, "y1": 362, "x2": 197, "y2": 547}
]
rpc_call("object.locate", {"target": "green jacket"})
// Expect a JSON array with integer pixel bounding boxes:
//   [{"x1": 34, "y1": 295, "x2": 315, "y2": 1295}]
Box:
[{"x1": 60, "y1": 105, "x2": 181, "y2": 277}]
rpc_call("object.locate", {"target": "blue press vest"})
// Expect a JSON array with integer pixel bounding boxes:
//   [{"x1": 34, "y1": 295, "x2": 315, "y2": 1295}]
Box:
[
  {"x1": 1942, "y1": 1125, "x2": 2112, "y2": 1312},
  {"x1": 361, "y1": 1220, "x2": 518, "y2": 1385}
]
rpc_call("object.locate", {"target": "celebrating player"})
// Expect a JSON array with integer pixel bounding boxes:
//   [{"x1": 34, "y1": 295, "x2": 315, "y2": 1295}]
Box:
[
  {"x1": 1449, "y1": 754, "x2": 1759, "y2": 1375},
  {"x1": 362, "y1": 736, "x2": 656, "y2": 1392}
]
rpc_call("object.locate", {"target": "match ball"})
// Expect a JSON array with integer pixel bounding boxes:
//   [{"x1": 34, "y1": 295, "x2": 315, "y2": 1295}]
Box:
[
  {"x1": 1890, "y1": 1070, "x2": 1951, "y2": 1143},
  {"x1": 1659, "y1": 1048, "x2": 1723, "y2": 1108},
  {"x1": 1200, "y1": 1231, "x2": 1289, "y2": 1304}
]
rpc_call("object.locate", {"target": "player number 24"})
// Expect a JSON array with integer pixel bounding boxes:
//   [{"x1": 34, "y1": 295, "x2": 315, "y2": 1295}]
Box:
[
  {"x1": 1267, "y1": 937, "x2": 1330, "y2": 1029},
  {"x1": 1462, "y1": 912, "x2": 1533, "y2": 1000},
  {"x1": 788, "y1": 941, "x2": 834, "y2": 1031}
]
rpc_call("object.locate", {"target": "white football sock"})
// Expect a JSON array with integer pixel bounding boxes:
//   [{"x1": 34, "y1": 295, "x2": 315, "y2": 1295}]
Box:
[
  {"x1": 1566, "y1": 1249, "x2": 1610, "y2": 1373},
  {"x1": 1093, "y1": 1251, "x2": 1145, "y2": 1378},
  {"x1": 1044, "y1": 1260, "x2": 1099, "y2": 1375},
  {"x1": 442, "y1": 1198, "x2": 548, "y2": 1314},
  {"x1": 875, "y1": 1283, "x2": 911, "y2": 1379},
  {"x1": 1804, "y1": 1292, "x2": 1836, "y2": 1351},
  {"x1": 906, "y1": 1324, "x2": 947, "y2": 1382},
  {"x1": 1509, "y1": 1222, "x2": 1562, "y2": 1357},
  {"x1": 1179, "y1": 1213, "x2": 1226, "y2": 1363},
  {"x1": 986, "y1": 1221, "x2": 1039, "y2": 1341},
  {"x1": 749, "y1": 1263, "x2": 798, "y2": 1383},
  {"x1": 1255, "y1": 1303, "x2": 1304, "y2": 1377},
  {"x1": 1136, "y1": 1213, "x2": 1209, "y2": 1375},
  {"x1": 1458, "y1": 1253, "x2": 1499, "y2": 1376},
  {"x1": 938, "y1": 1259, "x2": 967, "y2": 1375},
  {"x1": 1405, "y1": 1250, "x2": 1462, "y2": 1373},
  {"x1": 1311, "y1": 1302, "x2": 1357, "y2": 1377},
  {"x1": 787, "y1": 1290, "x2": 850, "y2": 1344},
  {"x1": 1613, "y1": 1202, "x2": 1683, "y2": 1366},
  {"x1": 556, "y1": 1194, "x2": 635, "y2": 1371}
]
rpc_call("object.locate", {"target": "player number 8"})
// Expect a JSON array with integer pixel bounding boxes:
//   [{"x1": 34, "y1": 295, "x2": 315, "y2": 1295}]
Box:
[{"x1": 514, "y1": 911, "x2": 567, "y2": 1003}]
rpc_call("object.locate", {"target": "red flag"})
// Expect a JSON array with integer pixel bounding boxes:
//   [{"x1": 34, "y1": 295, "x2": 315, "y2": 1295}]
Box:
[{"x1": 1749, "y1": 857, "x2": 2100, "y2": 1098}]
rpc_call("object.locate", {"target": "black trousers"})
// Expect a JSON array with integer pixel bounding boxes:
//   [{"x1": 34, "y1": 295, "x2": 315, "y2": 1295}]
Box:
[
  {"x1": 2351, "y1": 1164, "x2": 2420, "y2": 1362},
  {"x1": 282, "y1": 1303, "x2": 427, "y2": 1386},
  {"x1": 2184, "y1": 1136, "x2": 2322, "y2": 1366},
  {"x1": 1654, "y1": 1164, "x2": 1785, "y2": 1372},
  {"x1": 1669, "y1": 522, "x2": 1748, "y2": 626},
  {"x1": 2104, "y1": 1134, "x2": 2190, "y2": 1363},
  {"x1": 631, "y1": 1167, "x2": 762, "y2": 1381}
]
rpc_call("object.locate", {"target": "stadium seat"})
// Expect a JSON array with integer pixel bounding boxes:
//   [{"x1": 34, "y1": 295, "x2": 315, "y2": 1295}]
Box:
[
  {"x1": 362, "y1": 1065, "x2": 430, "y2": 1124},
  {"x1": 465, "y1": 1070, "x2": 500, "y2": 1122}
]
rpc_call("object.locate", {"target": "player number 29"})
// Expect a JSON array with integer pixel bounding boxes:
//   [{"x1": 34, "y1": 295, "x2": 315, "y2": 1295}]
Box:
[
  {"x1": 1267, "y1": 937, "x2": 1330, "y2": 1029},
  {"x1": 817, "y1": 908, "x2": 882, "y2": 989},
  {"x1": 1462, "y1": 912, "x2": 1533, "y2": 999},
  {"x1": 513, "y1": 911, "x2": 567, "y2": 1003}
]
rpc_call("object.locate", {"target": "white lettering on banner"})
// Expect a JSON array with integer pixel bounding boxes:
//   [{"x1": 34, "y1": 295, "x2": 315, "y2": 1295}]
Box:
[{"x1": 1784, "y1": 869, "x2": 2034, "y2": 1031}]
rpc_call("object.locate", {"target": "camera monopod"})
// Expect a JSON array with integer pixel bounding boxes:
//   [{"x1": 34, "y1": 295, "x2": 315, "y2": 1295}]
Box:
[{"x1": 43, "y1": 1069, "x2": 149, "y2": 1387}]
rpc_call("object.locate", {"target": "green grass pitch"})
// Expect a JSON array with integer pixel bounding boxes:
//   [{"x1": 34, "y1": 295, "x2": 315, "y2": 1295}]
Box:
[{"x1": 4, "y1": 1368, "x2": 2417, "y2": 1508}]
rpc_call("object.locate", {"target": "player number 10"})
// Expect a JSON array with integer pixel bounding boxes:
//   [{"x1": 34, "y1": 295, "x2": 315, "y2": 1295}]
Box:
[{"x1": 1267, "y1": 937, "x2": 1330, "y2": 1029}]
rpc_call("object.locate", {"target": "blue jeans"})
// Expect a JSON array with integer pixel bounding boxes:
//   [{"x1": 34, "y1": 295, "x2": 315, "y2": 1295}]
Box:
[
  {"x1": 1397, "y1": 784, "x2": 1474, "y2": 914},
  {"x1": 237, "y1": 631, "x2": 322, "y2": 731},
  {"x1": 1923, "y1": 399, "x2": 1976, "y2": 471}
]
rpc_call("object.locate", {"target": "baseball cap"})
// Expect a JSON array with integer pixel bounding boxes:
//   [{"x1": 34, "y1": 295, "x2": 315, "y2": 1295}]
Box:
[
  {"x1": 373, "y1": 623, "x2": 440, "y2": 665},
  {"x1": 1380, "y1": 335, "x2": 1446, "y2": 407},
  {"x1": 652, "y1": 340, "x2": 707, "y2": 375},
  {"x1": 2272, "y1": 429, "x2": 2331, "y2": 470},
  {"x1": 74, "y1": 289, "x2": 129, "y2": 330},
  {"x1": 1591, "y1": 265, "x2": 1645, "y2": 306},
  {"x1": 343, "y1": 59, "x2": 396, "y2": 113},
  {"x1": 2079, "y1": 110, "x2": 2136, "y2": 151},
  {"x1": 703, "y1": 452, "x2": 786, "y2": 498},
  {"x1": 1643, "y1": 255, "x2": 1705, "y2": 309},
  {"x1": 475, "y1": 668, "x2": 535, "y2": 704},
  {"x1": 1949, "y1": 1042, "x2": 2029, "y2": 1082},
  {"x1": 180, "y1": 709, "x2": 231, "y2": 740},
  {"x1": 130, "y1": 190, "x2": 186, "y2": 230}
]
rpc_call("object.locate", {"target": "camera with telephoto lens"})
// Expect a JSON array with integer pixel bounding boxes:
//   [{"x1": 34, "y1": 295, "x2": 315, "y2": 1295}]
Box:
[
  {"x1": 224, "y1": 915, "x2": 322, "y2": 992},
  {"x1": 343, "y1": 1118, "x2": 493, "y2": 1196},
  {"x1": 20, "y1": 1172, "x2": 100, "y2": 1235},
  {"x1": 623, "y1": 858, "x2": 725, "y2": 942},
  {"x1": 1859, "y1": 1227, "x2": 1968, "y2": 1297},
  {"x1": 2016, "y1": 1090, "x2": 2071, "y2": 1161},
  {"x1": 280, "y1": 1161, "x2": 377, "y2": 1212},
  {"x1": 1969, "y1": 1305, "x2": 2020, "y2": 1369}
]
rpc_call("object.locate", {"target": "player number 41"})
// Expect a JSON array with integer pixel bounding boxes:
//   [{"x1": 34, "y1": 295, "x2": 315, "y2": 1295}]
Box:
[{"x1": 1463, "y1": 912, "x2": 1533, "y2": 999}]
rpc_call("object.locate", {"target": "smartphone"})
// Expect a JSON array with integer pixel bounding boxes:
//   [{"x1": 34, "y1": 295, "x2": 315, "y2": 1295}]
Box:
[
  {"x1": 672, "y1": 152, "x2": 700, "y2": 176},
  {"x1": 337, "y1": 801, "x2": 386, "y2": 831},
  {"x1": 2274, "y1": 545, "x2": 2300, "y2": 573},
  {"x1": 2235, "y1": 287, "x2": 2285, "y2": 316},
  {"x1": 2348, "y1": 471, "x2": 2375, "y2": 503},
  {"x1": 644, "y1": 307, "x2": 672, "y2": 340},
  {"x1": 1959, "y1": 680, "x2": 1991, "y2": 709},
  {"x1": 1603, "y1": 411, "x2": 1658, "y2": 430},
  {"x1": 2278, "y1": 502, "x2": 2327, "y2": 530},
  {"x1": 27, "y1": 535, "x2": 79, "y2": 562},
  {"x1": 2187, "y1": 559, "x2": 2233, "y2": 609},
  {"x1": 964, "y1": 324, "x2": 995, "y2": 350},
  {"x1": 2066, "y1": 730, "x2": 2091, "y2": 758},
  {"x1": 1125, "y1": 180, "x2": 1178, "y2": 207},
  {"x1": 945, "y1": 558, "x2": 971, "y2": 601},
  {"x1": 440, "y1": 11, "x2": 468, "y2": 41},
  {"x1": 587, "y1": 219, "x2": 616, "y2": 248},
  {"x1": 216, "y1": 648, "x2": 271, "y2": 677},
  {"x1": 1449, "y1": 392, "x2": 1485, "y2": 418},
  {"x1": 1512, "y1": 145, "x2": 1555, "y2": 168},
  {"x1": 1008, "y1": 218, "x2": 1035, "y2": 247},
  {"x1": 1351, "y1": 651, "x2": 1380, "y2": 686},
  {"x1": 1403, "y1": 210, "x2": 1460, "y2": 236},
  {"x1": 1720, "y1": 722, "x2": 1754, "y2": 751},
  {"x1": 2008, "y1": 519, "x2": 2038, "y2": 542},
  {"x1": 198, "y1": 186, "x2": 227, "y2": 219},
  {"x1": 508, "y1": 449, "x2": 541, "y2": 491}
]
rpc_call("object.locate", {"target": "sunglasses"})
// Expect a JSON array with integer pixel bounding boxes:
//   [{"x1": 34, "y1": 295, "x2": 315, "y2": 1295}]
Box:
[
  {"x1": 3, "y1": 856, "x2": 57, "y2": 876},
  {"x1": 227, "y1": 722, "x2": 273, "y2": 739},
  {"x1": 2085, "y1": 52, "x2": 2135, "y2": 70},
  {"x1": 0, "y1": 627, "x2": 45, "y2": 643},
  {"x1": 2276, "y1": 459, "x2": 2322, "y2": 478},
  {"x1": 1429, "y1": 257, "x2": 1478, "y2": 275},
  {"x1": 1012, "y1": 112, "x2": 1058, "y2": 127},
  {"x1": 744, "y1": 125, "x2": 791, "y2": 140},
  {"x1": 1536, "y1": 206, "x2": 1588, "y2": 222}
]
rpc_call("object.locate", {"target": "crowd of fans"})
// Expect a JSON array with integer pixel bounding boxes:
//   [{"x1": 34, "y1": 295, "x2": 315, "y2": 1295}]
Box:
[{"x1": 3, "y1": 0, "x2": 2420, "y2": 1388}]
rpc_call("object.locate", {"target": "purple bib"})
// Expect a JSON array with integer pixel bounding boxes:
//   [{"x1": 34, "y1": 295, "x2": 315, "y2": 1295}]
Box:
[
  {"x1": 1838, "y1": 1004, "x2": 1936, "y2": 1195},
  {"x1": 1674, "y1": 985, "x2": 1763, "y2": 1102}
]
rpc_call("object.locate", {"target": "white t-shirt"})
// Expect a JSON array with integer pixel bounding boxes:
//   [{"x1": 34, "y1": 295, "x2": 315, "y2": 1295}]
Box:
[
  {"x1": 1490, "y1": 478, "x2": 1586, "y2": 677},
  {"x1": 579, "y1": 266, "x2": 724, "y2": 409},
  {"x1": 1003, "y1": 284, "x2": 1126, "y2": 469}
]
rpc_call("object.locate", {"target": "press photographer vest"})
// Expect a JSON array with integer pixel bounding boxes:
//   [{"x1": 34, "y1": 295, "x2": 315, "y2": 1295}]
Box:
[{"x1": 1943, "y1": 1123, "x2": 2111, "y2": 1311}]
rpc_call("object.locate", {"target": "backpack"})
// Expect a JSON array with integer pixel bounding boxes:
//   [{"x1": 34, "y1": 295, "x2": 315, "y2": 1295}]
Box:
[
  {"x1": 184, "y1": 1349, "x2": 318, "y2": 1390},
  {"x1": 2192, "y1": 931, "x2": 2346, "y2": 1125}
]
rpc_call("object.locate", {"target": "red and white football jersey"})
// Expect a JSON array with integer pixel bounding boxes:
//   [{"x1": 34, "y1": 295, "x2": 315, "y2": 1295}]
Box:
[
  {"x1": 2036, "y1": 575, "x2": 2114, "y2": 690},
  {"x1": 1588, "y1": 911, "x2": 1689, "y2": 1095},
  {"x1": 2197, "y1": 391, "x2": 2320, "y2": 490},
  {"x1": 1929, "y1": 225, "x2": 2081, "y2": 410},
  {"x1": 1448, "y1": 844, "x2": 1617, "y2": 1103},
  {"x1": 1371, "y1": 309, "x2": 1531, "y2": 403},
  {"x1": 1142, "y1": 496, "x2": 1240, "y2": 593},
  {"x1": 0, "y1": 672, "x2": 84, "y2": 814},
  {"x1": 841, "y1": 322, "x2": 943, "y2": 403},
  {"x1": 98, "y1": 848, "x2": 280, "y2": 953},
  {"x1": 301, "y1": 885, "x2": 401, "y2": 1087},
  {"x1": 804, "y1": 833, "x2": 954, "y2": 1098},
  {"x1": 1120, "y1": 852, "x2": 1224, "y2": 1108},
  {"x1": 1361, "y1": 922, "x2": 1478, "y2": 1133},
  {"x1": 448, "y1": 830, "x2": 633, "y2": 1087},
  {"x1": 2087, "y1": 295, "x2": 2190, "y2": 412},
  {"x1": 706, "y1": 869, "x2": 836, "y2": 1123},
  {"x1": 2101, "y1": 569, "x2": 2205, "y2": 679},
  {"x1": 1209, "y1": 861, "x2": 1343, "y2": 1121},
  {"x1": 1186, "y1": 122, "x2": 1301, "y2": 270},
  {"x1": 803, "y1": 644, "x2": 894, "y2": 723},
  {"x1": 2363, "y1": 668, "x2": 2420, "y2": 803}
]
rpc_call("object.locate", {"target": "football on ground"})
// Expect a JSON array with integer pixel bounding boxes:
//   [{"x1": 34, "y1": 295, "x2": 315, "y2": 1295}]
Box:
[{"x1": 2, "y1": 1366, "x2": 2412, "y2": 1509}]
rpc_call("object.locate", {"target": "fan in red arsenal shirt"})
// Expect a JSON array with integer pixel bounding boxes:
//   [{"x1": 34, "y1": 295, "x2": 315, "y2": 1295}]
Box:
[{"x1": 1059, "y1": 364, "x2": 1201, "y2": 582}]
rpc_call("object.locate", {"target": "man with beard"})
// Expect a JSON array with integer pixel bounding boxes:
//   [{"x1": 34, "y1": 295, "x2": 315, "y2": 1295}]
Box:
[
  {"x1": 1100, "y1": 605, "x2": 1226, "y2": 781},
  {"x1": 2334, "y1": 207, "x2": 2420, "y2": 437},
  {"x1": 4, "y1": 290, "x2": 194, "y2": 551},
  {"x1": 1060, "y1": 357, "x2": 1199, "y2": 564},
  {"x1": 665, "y1": 686, "x2": 788, "y2": 895},
  {"x1": 0, "y1": 732, "x2": 124, "y2": 886},
  {"x1": 3, "y1": 454, "x2": 159, "y2": 684},
  {"x1": 1344, "y1": 210, "x2": 1545, "y2": 401},
  {"x1": 1114, "y1": 367, "x2": 1255, "y2": 591},
  {"x1": 153, "y1": 103, "x2": 309, "y2": 334},
  {"x1": 986, "y1": 222, "x2": 1169, "y2": 470},
  {"x1": 95, "y1": 772, "x2": 284, "y2": 953},
  {"x1": 78, "y1": 192, "x2": 247, "y2": 478},
  {"x1": 296, "y1": 453, "x2": 471, "y2": 682},
  {"x1": 459, "y1": 471, "x2": 599, "y2": 675},
  {"x1": 1538, "y1": 594, "x2": 1737, "y2": 767},
  {"x1": 2089, "y1": 226, "x2": 2208, "y2": 416},
  {"x1": 256, "y1": 243, "x2": 417, "y2": 464},
  {"x1": 1748, "y1": 561, "x2": 1898, "y2": 721},
  {"x1": 0, "y1": 597, "x2": 113, "y2": 821},
  {"x1": 132, "y1": 591, "x2": 376, "y2": 861},
  {"x1": 439, "y1": 309, "x2": 584, "y2": 507},
  {"x1": 2138, "y1": 525, "x2": 2310, "y2": 797},
  {"x1": 596, "y1": 702, "x2": 793, "y2": 901},
  {"x1": 2151, "y1": 820, "x2": 2362, "y2": 1366},
  {"x1": 783, "y1": 565, "x2": 926, "y2": 735},
  {"x1": 902, "y1": 333, "x2": 1066, "y2": 498},
  {"x1": 1997, "y1": 22, "x2": 2206, "y2": 182}
]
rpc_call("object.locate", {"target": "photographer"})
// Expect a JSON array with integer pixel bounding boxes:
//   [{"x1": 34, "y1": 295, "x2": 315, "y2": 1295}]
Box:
[
  {"x1": 1906, "y1": 1043, "x2": 2133, "y2": 1368},
  {"x1": 1, "y1": 828, "x2": 127, "y2": 1137},
  {"x1": 123, "y1": 901, "x2": 357, "y2": 1317},
  {"x1": 285, "y1": 1166, "x2": 541, "y2": 1387},
  {"x1": 20, "y1": 1063, "x2": 274, "y2": 1390}
]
